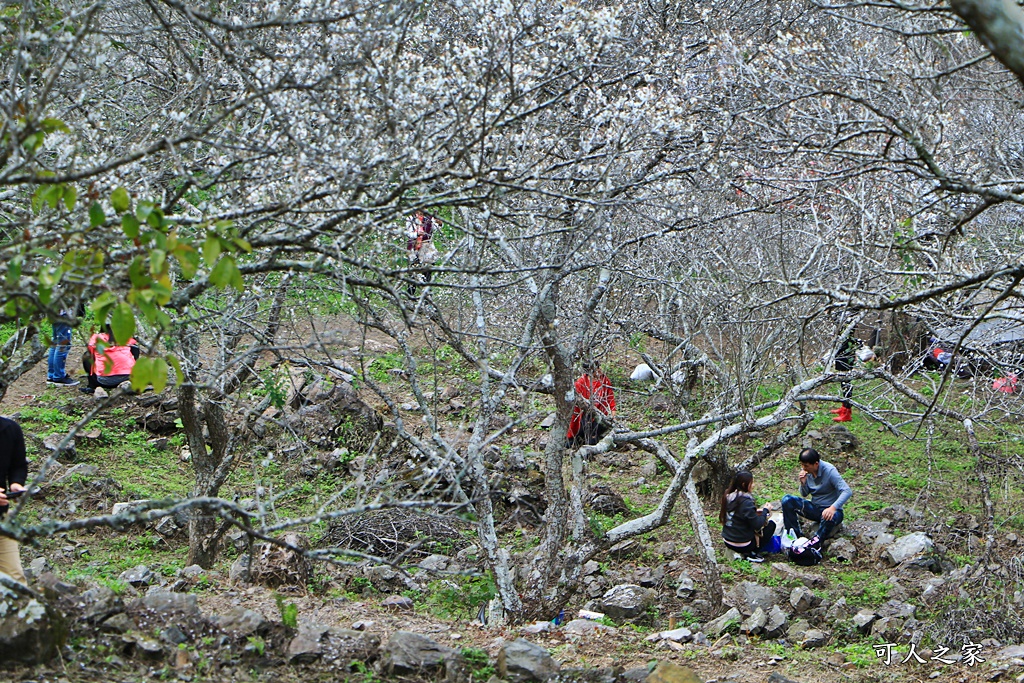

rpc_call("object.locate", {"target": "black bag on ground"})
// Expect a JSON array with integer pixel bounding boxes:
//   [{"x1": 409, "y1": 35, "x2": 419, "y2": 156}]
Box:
[{"x1": 788, "y1": 543, "x2": 822, "y2": 566}]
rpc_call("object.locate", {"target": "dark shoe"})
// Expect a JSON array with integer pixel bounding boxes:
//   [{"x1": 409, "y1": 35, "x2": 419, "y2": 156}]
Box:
[
  {"x1": 48, "y1": 376, "x2": 80, "y2": 386},
  {"x1": 79, "y1": 386, "x2": 95, "y2": 394},
  {"x1": 746, "y1": 552, "x2": 765, "y2": 563}
]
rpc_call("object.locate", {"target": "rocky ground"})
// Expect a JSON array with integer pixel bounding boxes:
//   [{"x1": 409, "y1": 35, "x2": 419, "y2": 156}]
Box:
[{"x1": 2, "y1": 348, "x2": 1023, "y2": 683}]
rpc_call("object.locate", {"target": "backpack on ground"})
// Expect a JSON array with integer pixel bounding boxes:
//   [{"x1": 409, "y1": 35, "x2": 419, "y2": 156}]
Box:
[{"x1": 787, "y1": 535, "x2": 822, "y2": 566}]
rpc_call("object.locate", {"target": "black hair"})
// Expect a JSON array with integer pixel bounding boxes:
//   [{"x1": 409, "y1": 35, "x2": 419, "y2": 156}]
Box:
[
  {"x1": 719, "y1": 470, "x2": 754, "y2": 525},
  {"x1": 799, "y1": 448, "x2": 821, "y2": 465}
]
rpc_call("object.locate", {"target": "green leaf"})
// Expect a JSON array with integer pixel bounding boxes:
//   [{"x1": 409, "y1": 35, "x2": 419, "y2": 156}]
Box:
[
  {"x1": 151, "y1": 358, "x2": 168, "y2": 394},
  {"x1": 167, "y1": 355, "x2": 185, "y2": 385},
  {"x1": 6, "y1": 256, "x2": 22, "y2": 288},
  {"x1": 89, "y1": 202, "x2": 106, "y2": 227},
  {"x1": 203, "y1": 234, "x2": 221, "y2": 267},
  {"x1": 122, "y1": 213, "x2": 140, "y2": 239},
  {"x1": 40, "y1": 118, "x2": 70, "y2": 134},
  {"x1": 111, "y1": 187, "x2": 131, "y2": 213},
  {"x1": 208, "y1": 255, "x2": 237, "y2": 288},
  {"x1": 43, "y1": 184, "x2": 61, "y2": 209},
  {"x1": 136, "y1": 201, "x2": 155, "y2": 224},
  {"x1": 150, "y1": 249, "x2": 167, "y2": 276},
  {"x1": 63, "y1": 185, "x2": 77, "y2": 211},
  {"x1": 110, "y1": 302, "x2": 136, "y2": 345},
  {"x1": 23, "y1": 131, "x2": 44, "y2": 152},
  {"x1": 173, "y1": 244, "x2": 200, "y2": 279},
  {"x1": 231, "y1": 237, "x2": 252, "y2": 253},
  {"x1": 130, "y1": 357, "x2": 153, "y2": 393},
  {"x1": 91, "y1": 292, "x2": 117, "y2": 325}
]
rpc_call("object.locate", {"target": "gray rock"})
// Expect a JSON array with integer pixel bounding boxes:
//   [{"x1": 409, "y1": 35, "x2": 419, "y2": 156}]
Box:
[
  {"x1": 160, "y1": 625, "x2": 188, "y2": 646},
  {"x1": 675, "y1": 571, "x2": 695, "y2": 598},
  {"x1": 658, "y1": 542, "x2": 677, "y2": 558},
  {"x1": 287, "y1": 623, "x2": 329, "y2": 664},
  {"x1": 27, "y1": 557, "x2": 50, "y2": 580},
  {"x1": 79, "y1": 585, "x2": 125, "y2": 622},
  {"x1": 825, "y1": 597, "x2": 849, "y2": 621},
  {"x1": 634, "y1": 566, "x2": 664, "y2": 588},
  {"x1": 729, "y1": 581, "x2": 778, "y2": 616},
  {"x1": 764, "y1": 605, "x2": 788, "y2": 638},
  {"x1": 100, "y1": 613, "x2": 135, "y2": 634},
  {"x1": 823, "y1": 424, "x2": 858, "y2": 452},
  {"x1": 919, "y1": 577, "x2": 946, "y2": 605},
  {"x1": 561, "y1": 619, "x2": 616, "y2": 637},
  {"x1": 599, "y1": 584, "x2": 653, "y2": 620},
  {"x1": 213, "y1": 607, "x2": 267, "y2": 637},
  {"x1": 789, "y1": 586, "x2": 818, "y2": 613},
  {"x1": 741, "y1": 607, "x2": 767, "y2": 635},
  {"x1": 704, "y1": 607, "x2": 742, "y2": 636},
  {"x1": 498, "y1": 638, "x2": 560, "y2": 682},
  {"x1": 121, "y1": 632, "x2": 162, "y2": 659},
  {"x1": 870, "y1": 616, "x2": 903, "y2": 641},
  {"x1": 0, "y1": 582, "x2": 64, "y2": 664},
  {"x1": 800, "y1": 629, "x2": 829, "y2": 648},
  {"x1": 119, "y1": 565, "x2": 155, "y2": 587},
  {"x1": 827, "y1": 537, "x2": 857, "y2": 562},
  {"x1": 769, "y1": 562, "x2": 825, "y2": 588},
  {"x1": 788, "y1": 618, "x2": 810, "y2": 642},
  {"x1": 382, "y1": 595, "x2": 415, "y2": 610},
  {"x1": 229, "y1": 553, "x2": 251, "y2": 583},
  {"x1": 658, "y1": 627, "x2": 693, "y2": 643},
  {"x1": 381, "y1": 631, "x2": 467, "y2": 683},
  {"x1": 287, "y1": 623, "x2": 380, "y2": 665},
  {"x1": 111, "y1": 499, "x2": 153, "y2": 516},
  {"x1": 134, "y1": 587, "x2": 200, "y2": 617},
  {"x1": 538, "y1": 414, "x2": 556, "y2": 429},
  {"x1": 418, "y1": 554, "x2": 451, "y2": 572},
  {"x1": 520, "y1": 621, "x2": 552, "y2": 635},
  {"x1": 42, "y1": 434, "x2": 76, "y2": 459},
  {"x1": 852, "y1": 608, "x2": 879, "y2": 633},
  {"x1": 884, "y1": 533, "x2": 934, "y2": 565},
  {"x1": 582, "y1": 560, "x2": 600, "y2": 576}
]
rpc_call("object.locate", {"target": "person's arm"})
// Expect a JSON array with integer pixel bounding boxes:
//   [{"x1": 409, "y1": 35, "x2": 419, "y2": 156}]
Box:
[
  {"x1": 831, "y1": 469, "x2": 853, "y2": 510},
  {"x1": 130, "y1": 344, "x2": 141, "y2": 361},
  {"x1": 605, "y1": 379, "x2": 616, "y2": 414},
  {"x1": 736, "y1": 496, "x2": 765, "y2": 530},
  {"x1": 799, "y1": 475, "x2": 810, "y2": 498}
]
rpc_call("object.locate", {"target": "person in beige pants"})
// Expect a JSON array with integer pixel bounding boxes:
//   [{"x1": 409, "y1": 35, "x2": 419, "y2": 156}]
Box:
[{"x1": 0, "y1": 416, "x2": 28, "y2": 583}]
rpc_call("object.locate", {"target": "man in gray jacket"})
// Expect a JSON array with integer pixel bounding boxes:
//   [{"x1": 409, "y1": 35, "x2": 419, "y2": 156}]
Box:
[{"x1": 781, "y1": 447, "x2": 852, "y2": 541}]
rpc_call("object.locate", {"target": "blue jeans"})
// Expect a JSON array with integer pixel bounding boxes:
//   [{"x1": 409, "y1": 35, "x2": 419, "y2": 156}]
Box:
[
  {"x1": 781, "y1": 494, "x2": 844, "y2": 540},
  {"x1": 47, "y1": 323, "x2": 72, "y2": 380}
]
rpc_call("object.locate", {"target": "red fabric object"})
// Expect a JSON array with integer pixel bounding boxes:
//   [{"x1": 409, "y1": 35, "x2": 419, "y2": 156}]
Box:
[
  {"x1": 993, "y1": 374, "x2": 1018, "y2": 394},
  {"x1": 932, "y1": 348, "x2": 943, "y2": 360},
  {"x1": 88, "y1": 333, "x2": 138, "y2": 377},
  {"x1": 832, "y1": 406, "x2": 852, "y2": 422},
  {"x1": 566, "y1": 373, "x2": 616, "y2": 440}
]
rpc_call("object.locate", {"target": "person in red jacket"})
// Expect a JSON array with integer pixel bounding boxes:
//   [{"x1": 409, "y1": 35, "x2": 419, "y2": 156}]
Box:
[
  {"x1": 80, "y1": 326, "x2": 140, "y2": 394},
  {"x1": 566, "y1": 360, "x2": 616, "y2": 447}
]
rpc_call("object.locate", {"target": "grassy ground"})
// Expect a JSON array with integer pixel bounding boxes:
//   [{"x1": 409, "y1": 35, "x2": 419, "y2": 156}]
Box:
[{"x1": 4, "y1": 345, "x2": 1022, "y2": 682}]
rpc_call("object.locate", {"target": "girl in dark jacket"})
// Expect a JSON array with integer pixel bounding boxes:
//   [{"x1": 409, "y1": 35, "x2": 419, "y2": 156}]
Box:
[{"x1": 719, "y1": 471, "x2": 777, "y2": 562}]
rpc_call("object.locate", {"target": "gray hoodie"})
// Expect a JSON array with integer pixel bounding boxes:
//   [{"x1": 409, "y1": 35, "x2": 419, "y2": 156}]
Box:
[{"x1": 799, "y1": 460, "x2": 852, "y2": 509}]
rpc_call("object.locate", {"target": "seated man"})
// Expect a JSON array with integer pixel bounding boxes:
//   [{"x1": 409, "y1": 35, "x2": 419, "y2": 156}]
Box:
[
  {"x1": 81, "y1": 326, "x2": 140, "y2": 394},
  {"x1": 781, "y1": 448, "x2": 852, "y2": 542}
]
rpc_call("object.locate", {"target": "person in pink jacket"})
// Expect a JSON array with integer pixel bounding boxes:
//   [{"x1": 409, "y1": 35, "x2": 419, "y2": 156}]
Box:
[{"x1": 81, "y1": 326, "x2": 140, "y2": 394}]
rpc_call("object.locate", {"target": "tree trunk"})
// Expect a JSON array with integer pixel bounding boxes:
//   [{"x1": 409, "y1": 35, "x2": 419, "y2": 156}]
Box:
[{"x1": 683, "y1": 477, "x2": 723, "y2": 612}]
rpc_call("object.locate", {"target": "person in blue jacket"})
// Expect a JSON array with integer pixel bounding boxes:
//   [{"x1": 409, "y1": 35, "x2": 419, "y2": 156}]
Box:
[{"x1": 781, "y1": 447, "x2": 852, "y2": 541}]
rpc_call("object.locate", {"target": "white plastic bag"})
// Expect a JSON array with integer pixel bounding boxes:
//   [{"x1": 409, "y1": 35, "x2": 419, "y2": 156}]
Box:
[
  {"x1": 630, "y1": 363, "x2": 654, "y2": 381},
  {"x1": 856, "y1": 346, "x2": 876, "y2": 362},
  {"x1": 780, "y1": 528, "x2": 799, "y2": 550}
]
